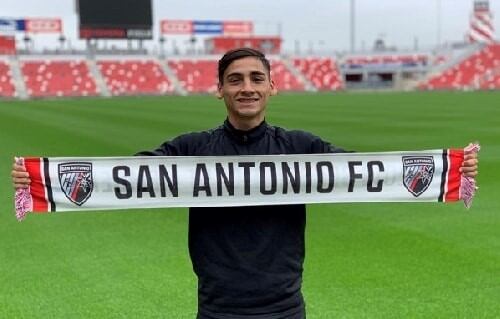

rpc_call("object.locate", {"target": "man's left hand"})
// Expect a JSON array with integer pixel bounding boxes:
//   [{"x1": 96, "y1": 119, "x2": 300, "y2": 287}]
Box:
[{"x1": 460, "y1": 152, "x2": 478, "y2": 178}]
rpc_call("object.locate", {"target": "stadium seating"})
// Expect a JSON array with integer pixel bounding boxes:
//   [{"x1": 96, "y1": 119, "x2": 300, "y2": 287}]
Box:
[
  {"x1": 21, "y1": 60, "x2": 97, "y2": 97},
  {"x1": 98, "y1": 60, "x2": 174, "y2": 95},
  {"x1": 168, "y1": 59, "x2": 218, "y2": 93},
  {"x1": 2, "y1": 46, "x2": 497, "y2": 100},
  {"x1": 0, "y1": 61, "x2": 15, "y2": 97},
  {"x1": 270, "y1": 60, "x2": 305, "y2": 91},
  {"x1": 420, "y1": 44, "x2": 500, "y2": 90},
  {"x1": 344, "y1": 54, "x2": 428, "y2": 66},
  {"x1": 479, "y1": 69, "x2": 500, "y2": 90},
  {"x1": 293, "y1": 57, "x2": 343, "y2": 90}
]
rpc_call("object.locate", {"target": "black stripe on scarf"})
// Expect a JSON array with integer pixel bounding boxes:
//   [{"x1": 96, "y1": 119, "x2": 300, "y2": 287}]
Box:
[
  {"x1": 438, "y1": 149, "x2": 448, "y2": 202},
  {"x1": 43, "y1": 157, "x2": 56, "y2": 211}
]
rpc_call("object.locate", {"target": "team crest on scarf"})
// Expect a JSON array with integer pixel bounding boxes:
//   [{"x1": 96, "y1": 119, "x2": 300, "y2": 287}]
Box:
[
  {"x1": 58, "y1": 162, "x2": 93, "y2": 206},
  {"x1": 402, "y1": 156, "x2": 435, "y2": 197}
]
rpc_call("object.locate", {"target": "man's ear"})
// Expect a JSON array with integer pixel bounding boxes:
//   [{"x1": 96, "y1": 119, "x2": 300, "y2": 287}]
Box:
[
  {"x1": 216, "y1": 83, "x2": 223, "y2": 99},
  {"x1": 270, "y1": 79, "x2": 278, "y2": 96}
]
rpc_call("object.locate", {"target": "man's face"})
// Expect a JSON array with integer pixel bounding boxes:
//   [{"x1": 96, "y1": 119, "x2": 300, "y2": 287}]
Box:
[{"x1": 217, "y1": 57, "x2": 277, "y2": 125}]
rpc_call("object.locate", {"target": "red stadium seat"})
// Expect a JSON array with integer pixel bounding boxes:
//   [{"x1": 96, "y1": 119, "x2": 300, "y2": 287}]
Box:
[
  {"x1": 98, "y1": 60, "x2": 174, "y2": 96},
  {"x1": 0, "y1": 61, "x2": 15, "y2": 97},
  {"x1": 293, "y1": 57, "x2": 343, "y2": 90},
  {"x1": 270, "y1": 60, "x2": 304, "y2": 91},
  {"x1": 478, "y1": 69, "x2": 500, "y2": 90},
  {"x1": 168, "y1": 60, "x2": 218, "y2": 93},
  {"x1": 21, "y1": 60, "x2": 98, "y2": 97}
]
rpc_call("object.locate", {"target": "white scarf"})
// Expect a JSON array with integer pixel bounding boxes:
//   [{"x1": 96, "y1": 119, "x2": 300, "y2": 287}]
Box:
[{"x1": 15, "y1": 144, "x2": 479, "y2": 221}]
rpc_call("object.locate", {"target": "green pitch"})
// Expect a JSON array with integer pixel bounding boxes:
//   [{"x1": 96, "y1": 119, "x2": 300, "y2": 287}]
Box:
[{"x1": 0, "y1": 91, "x2": 499, "y2": 318}]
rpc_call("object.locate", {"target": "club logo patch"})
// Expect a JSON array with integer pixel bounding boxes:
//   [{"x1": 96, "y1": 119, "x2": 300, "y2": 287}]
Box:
[
  {"x1": 402, "y1": 156, "x2": 435, "y2": 197},
  {"x1": 58, "y1": 162, "x2": 93, "y2": 206}
]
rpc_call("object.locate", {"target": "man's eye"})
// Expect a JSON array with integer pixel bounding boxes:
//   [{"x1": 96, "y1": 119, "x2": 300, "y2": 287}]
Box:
[{"x1": 253, "y1": 78, "x2": 264, "y2": 82}]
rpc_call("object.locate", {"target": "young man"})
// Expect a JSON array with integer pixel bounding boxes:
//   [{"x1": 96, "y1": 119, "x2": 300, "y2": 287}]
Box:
[{"x1": 12, "y1": 48, "x2": 478, "y2": 319}]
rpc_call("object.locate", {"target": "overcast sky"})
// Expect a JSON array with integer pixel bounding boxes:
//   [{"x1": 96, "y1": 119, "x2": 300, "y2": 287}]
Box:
[{"x1": 1, "y1": 0, "x2": 499, "y2": 53}]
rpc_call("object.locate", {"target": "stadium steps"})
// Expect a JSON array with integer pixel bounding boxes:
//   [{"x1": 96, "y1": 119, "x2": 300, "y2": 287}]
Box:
[
  {"x1": 281, "y1": 58, "x2": 317, "y2": 92},
  {"x1": 7, "y1": 56, "x2": 28, "y2": 99},
  {"x1": 157, "y1": 59, "x2": 187, "y2": 96},
  {"x1": 86, "y1": 58, "x2": 110, "y2": 97},
  {"x1": 401, "y1": 78, "x2": 422, "y2": 91}
]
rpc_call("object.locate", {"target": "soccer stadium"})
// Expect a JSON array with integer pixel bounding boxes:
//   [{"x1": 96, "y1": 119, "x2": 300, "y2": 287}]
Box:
[{"x1": 1, "y1": 0, "x2": 499, "y2": 318}]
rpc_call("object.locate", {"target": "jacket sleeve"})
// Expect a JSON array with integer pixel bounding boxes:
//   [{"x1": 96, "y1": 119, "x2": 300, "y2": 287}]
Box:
[
  {"x1": 286, "y1": 130, "x2": 349, "y2": 154},
  {"x1": 135, "y1": 137, "x2": 184, "y2": 156},
  {"x1": 310, "y1": 136, "x2": 348, "y2": 153}
]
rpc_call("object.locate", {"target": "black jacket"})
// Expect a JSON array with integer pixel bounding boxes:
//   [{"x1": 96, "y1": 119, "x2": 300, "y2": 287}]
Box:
[{"x1": 138, "y1": 120, "x2": 344, "y2": 319}]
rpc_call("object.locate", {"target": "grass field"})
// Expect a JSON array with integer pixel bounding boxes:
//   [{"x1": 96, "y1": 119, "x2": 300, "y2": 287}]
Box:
[{"x1": 0, "y1": 91, "x2": 499, "y2": 318}]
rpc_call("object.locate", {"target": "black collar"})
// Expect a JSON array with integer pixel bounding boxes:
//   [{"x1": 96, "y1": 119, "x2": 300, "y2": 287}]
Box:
[{"x1": 223, "y1": 119, "x2": 268, "y2": 144}]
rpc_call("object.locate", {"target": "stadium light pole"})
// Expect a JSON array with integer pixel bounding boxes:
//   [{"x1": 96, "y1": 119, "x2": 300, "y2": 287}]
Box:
[
  {"x1": 350, "y1": 0, "x2": 356, "y2": 53},
  {"x1": 58, "y1": 34, "x2": 66, "y2": 51},
  {"x1": 159, "y1": 36, "x2": 166, "y2": 58},
  {"x1": 436, "y1": 0, "x2": 442, "y2": 47},
  {"x1": 23, "y1": 35, "x2": 31, "y2": 52}
]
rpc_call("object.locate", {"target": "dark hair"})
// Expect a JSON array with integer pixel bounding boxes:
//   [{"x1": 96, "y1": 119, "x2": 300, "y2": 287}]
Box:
[{"x1": 218, "y1": 47, "x2": 271, "y2": 84}]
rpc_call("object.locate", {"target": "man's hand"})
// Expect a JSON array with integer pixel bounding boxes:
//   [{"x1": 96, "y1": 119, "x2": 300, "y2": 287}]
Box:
[
  {"x1": 11, "y1": 160, "x2": 31, "y2": 189},
  {"x1": 459, "y1": 151, "x2": 478, "y2": 178}
]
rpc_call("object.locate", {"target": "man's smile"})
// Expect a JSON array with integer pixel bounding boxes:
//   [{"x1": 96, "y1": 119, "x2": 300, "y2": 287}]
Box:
[{"x1": 236, "y1": 97, "x2": 259, "y2": 103}]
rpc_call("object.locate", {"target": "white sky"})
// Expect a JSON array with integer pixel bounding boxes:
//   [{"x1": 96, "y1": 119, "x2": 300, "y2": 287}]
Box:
[{"x1": 1, "y1": 0, "x2": 499, "y2": 53}]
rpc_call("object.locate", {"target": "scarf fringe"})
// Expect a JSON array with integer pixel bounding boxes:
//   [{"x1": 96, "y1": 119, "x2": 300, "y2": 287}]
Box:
[
  {"x1": 14, "y1": 157, "x2": 32, "y2": 221},
  {"x1": 461, "y1": 143, "x2": 480, "y2": 209}
]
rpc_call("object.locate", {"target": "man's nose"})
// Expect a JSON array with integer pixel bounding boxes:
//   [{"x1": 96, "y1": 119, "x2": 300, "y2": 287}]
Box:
[{"x1": 241, "y1": 78, "x2": 255, "y2": 92}]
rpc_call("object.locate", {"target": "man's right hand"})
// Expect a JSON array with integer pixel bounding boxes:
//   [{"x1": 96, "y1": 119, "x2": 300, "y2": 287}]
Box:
[{"x1": 11, "y1": 160, "x2": 31, "y2": 189}]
